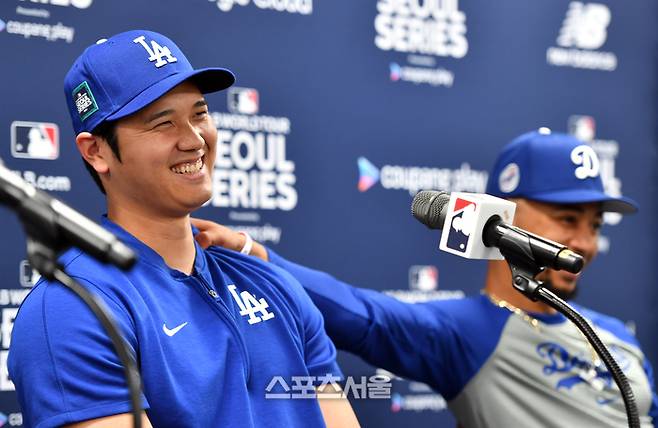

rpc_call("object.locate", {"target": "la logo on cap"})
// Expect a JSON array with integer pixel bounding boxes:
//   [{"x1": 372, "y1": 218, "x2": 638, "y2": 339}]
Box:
[
  {"x1": 570, "y1": 145, "x2": 600, "y2": 180},
  {"x1": 133, "y1": 35, "x2": 178, "y2": 68}
]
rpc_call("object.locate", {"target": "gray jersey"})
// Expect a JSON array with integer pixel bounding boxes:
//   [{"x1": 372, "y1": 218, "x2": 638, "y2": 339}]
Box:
[{"x1": 451, "y1": 308, "x2": 655, "y2": 427}]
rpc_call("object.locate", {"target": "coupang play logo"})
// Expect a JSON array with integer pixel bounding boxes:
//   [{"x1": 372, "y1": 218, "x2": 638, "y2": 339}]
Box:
[
  {"x1": 0, "y1": 19, "x2": 6, "y2": 33},
  {"x1": 357, "y1": 156, "x2": 487, "y2": 195}
]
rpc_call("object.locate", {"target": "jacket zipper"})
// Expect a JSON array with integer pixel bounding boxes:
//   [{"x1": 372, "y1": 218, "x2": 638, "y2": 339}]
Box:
[{"x1": 194, "y1": 274, "x2": 251, "y2": 383}]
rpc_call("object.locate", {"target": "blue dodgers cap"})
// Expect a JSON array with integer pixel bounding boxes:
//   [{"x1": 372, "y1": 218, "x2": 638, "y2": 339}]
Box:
[
  {"x1": 64, "y1": 30, "x2": 235, "y2": 134},
  {"x1": 486, "y1": 128, "x2": 638, "y2": 213}
]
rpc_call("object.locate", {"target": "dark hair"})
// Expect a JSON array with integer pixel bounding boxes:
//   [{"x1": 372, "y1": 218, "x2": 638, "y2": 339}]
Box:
[{"x1": 83, "y1": 120, "x2": 121, "y2": 194}]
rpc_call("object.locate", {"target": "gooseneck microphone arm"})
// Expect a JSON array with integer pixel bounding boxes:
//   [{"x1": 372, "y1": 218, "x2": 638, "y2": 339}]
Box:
[
  {"x1": 536, "y1": 287, "x2": 640, "y2": 428},
  {"x1": 412, "y1": 190, "x2": 639, "y2": 428},
  {"x1": 505, "y1": 260, "x2": 640, "y2": 428},
  {"x1": 0, "y1": 161, "x2": 143, "y2": 428}
]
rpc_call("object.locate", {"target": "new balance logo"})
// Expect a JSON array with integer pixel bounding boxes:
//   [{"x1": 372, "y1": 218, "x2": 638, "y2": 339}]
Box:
[
  {"x1": 133, "y1": 35, "x2": 178, "y2": 68},
  {"x1": 227, "y1": 284, "x2": 275, "y2": 325},
  {"x1": 162, "y1": 322, "x2": 188, "y2": 337},
  {"x1": 557, "y1": 2, "x2": 611, "y2": 50},
  {"x1": 571, "y1": 145, "x2": 600, "y2": 179}
]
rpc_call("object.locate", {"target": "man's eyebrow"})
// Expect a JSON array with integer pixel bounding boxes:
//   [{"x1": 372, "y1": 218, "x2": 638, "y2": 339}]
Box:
[
  {"x1": 553, "y1": 204, "x2": 604, "y2": 218},
  {"x1": 145, "y1": 109, "x2": 174, "y2": 124},
  {"x1": 144, "y1": 100, "x2": 207, "y2": 124}
]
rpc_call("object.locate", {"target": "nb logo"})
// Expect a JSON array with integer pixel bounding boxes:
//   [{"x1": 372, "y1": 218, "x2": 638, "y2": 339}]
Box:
[
  {"x1": 571, "y1": 145, "x2": 600, "y2": 180},
  {"x1": 227, "y1": 284, "x2": 275, "y2": 325},
  {"x1": 133, "y1": 35, "x2": 178, "y2": 68},
  {"x1": 557, "y1": 2, "x2": 611, "y2": 50}
]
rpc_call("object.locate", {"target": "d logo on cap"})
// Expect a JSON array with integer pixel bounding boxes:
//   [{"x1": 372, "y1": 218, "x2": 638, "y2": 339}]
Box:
[{"x1": 571, "y1": 145, "x2": 600, "y2": 180}]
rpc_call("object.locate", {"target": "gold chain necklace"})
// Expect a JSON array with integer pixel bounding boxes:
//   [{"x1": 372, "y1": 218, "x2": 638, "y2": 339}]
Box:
[
  {"x1": 483, "y1": 290, "x2": 604, "y2": 388},
  {"x1": 484, "y1": 290, "x2": 541, "y2": 331}
]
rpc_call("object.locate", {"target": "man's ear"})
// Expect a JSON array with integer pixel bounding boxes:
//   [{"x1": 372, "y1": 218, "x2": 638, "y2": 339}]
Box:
[{"x1": 76, "y1": 132, "x2": 110, "y2": 174}]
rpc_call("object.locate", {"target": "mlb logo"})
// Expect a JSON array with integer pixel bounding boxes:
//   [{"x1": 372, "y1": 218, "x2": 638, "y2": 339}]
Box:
[
  {"x1": 568, "y1": 115, "x2": 596, "y2": 142},
  {"x1": 228, "y1": 87, "x2": 259, "y2": 115},
  {"x1": 11, "y1": 121, "x2": 59, "y2": 160},
  {"x1": 19, "y1": 260, "x2": 41, "y2": 288},
  {"x1": 409, "y1": 265, "x2": 438, "y2": 292},
  {"x1": 446, "y1": 198, "x2": 477, "y2": 253}
]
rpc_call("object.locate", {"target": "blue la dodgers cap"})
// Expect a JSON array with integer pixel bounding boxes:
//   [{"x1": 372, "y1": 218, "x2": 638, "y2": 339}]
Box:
[
  {"x1": 486, "y1": 128, "x2": 638, "y2": 213},
  {"x1": 64, "y1": 30, "x2": 235, "y2": 134}
]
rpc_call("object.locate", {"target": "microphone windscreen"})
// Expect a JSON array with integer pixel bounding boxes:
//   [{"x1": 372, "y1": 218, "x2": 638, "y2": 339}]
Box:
[{"x1": 411, "y1": 190, "x2": 450, "y2": 229}]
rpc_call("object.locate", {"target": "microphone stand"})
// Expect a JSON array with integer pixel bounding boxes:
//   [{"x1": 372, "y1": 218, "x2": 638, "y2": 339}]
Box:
[
  {"x1": 7, "y1": 199, "x2": 143, "y2": 428},
  {"x1": 501, "y1": 249, "x2": 640, "y2": 428}
]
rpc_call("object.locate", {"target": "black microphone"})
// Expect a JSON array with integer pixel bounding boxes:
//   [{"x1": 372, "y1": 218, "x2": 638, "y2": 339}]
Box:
[
  {"x1": 412, "y1": 190, "x2": 584, "y2": 274},
  {"x1": 0, "y1": 161, "x2": 136, "y2": 270}
]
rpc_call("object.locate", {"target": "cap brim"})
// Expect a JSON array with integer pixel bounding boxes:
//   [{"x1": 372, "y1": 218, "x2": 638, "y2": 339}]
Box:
[
  {"x1": 526, "y1": 189, "x2": 638, "y2": 214},
  {"x1": 106, "y1": 67, "x2": 235, "y2": 121}
]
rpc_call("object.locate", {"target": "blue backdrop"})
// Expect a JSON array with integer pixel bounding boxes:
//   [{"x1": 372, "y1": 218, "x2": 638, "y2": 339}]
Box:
[{"x1": 0, "y1": 0, "x2": 656, "y2": 426}]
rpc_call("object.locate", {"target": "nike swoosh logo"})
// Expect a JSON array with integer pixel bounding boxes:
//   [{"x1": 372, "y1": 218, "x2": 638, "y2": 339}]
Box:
[{"x1": 162, "y1": 322, "x2": 188, "y2": 337}]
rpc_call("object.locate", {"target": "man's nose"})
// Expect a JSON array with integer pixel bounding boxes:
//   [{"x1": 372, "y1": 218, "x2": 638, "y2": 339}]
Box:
[
  {"x1": 567, "y1": 226, "x2": 598, "y2": 261},
  {"x1": 178, "y1": 123, "x2": 205, "y2": 151}
]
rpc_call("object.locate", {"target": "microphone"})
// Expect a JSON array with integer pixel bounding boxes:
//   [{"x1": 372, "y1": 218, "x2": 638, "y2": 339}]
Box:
[
  {"x1": 0, "y1": 161, "x2": 136, "y2": 270},
  {"x1": 412, "y1": 190, "x2": 584, "y2": 274}
]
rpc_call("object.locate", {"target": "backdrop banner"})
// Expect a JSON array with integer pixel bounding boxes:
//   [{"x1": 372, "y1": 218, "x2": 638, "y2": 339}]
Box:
[{"x1": 0, "y1": 1, "x2": 656, "y2": 426}]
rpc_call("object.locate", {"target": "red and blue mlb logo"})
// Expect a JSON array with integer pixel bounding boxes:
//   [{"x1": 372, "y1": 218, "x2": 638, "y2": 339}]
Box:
[
  {"x1": 446, "y1": 198, "x2": 477, "y2": 253},
  {"x1": 227, "y1": 87, "x2": 259, "y2": 115},
  {"x1": 11, "y1": 121, "x2": 59, "y2": 160}
]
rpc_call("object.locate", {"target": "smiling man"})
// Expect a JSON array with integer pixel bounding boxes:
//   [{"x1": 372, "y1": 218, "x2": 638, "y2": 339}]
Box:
[
  {"x1": 195, "y1": 129, "x2": 658, "y2": 427},
  {"x1": 8, "y1": 30, "x2": 358, "y2": 428}
]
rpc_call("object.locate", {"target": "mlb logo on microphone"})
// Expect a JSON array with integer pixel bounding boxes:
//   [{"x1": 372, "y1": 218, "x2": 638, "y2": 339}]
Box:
[
  {"x1": 440, "y1": 192, "x2": 515, "y2": 260},
  {"x1": 228, "y1": 87, "x2": 259, "y2": 115},
  {"x1": 445, "y1": 197, "x2": 477, "y2": 254},
  {"x1": 11, "y1": 121, "x2": 59, "y2": 160}
]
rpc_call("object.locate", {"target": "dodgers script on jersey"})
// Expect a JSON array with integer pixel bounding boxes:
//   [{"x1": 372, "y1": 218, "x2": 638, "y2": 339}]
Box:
[
  {"x1": 8, "y1": 219, "x2": 341, "y2": 428},
  {"x1": 268, "y1": 250, "x2": 658, "y2": 427}
]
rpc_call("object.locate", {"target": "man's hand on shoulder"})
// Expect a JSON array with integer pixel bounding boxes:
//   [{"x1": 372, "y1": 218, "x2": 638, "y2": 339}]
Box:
[{"x1": 191, "y1": 218, "x2": 269, "y2": 261}]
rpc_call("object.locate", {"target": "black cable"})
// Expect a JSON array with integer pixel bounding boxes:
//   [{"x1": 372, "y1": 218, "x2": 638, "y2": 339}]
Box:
[
  {"x1": 536, "y1": 286, "x2": 640, "y2": 428},
  {"x1": 52, "y1": 266, "x2": 143, "y2": 428}
]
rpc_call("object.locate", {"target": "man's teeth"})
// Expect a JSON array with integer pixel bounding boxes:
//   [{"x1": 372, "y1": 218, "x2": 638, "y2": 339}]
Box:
[{"x1": 171, "y1": 158, "x2": 203, "y2": 174}]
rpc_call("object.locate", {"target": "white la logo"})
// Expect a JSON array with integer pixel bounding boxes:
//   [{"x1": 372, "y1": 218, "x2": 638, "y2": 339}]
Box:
[
  {"x1": 133, "y1": 35, "x2": 178, "y2": 68},
  {"x1": 227, "y1": 284, "x2": 275, "y2": 325},
  {"x1": 557, "y1": 2, "x2": 611, "y2": 50},
  {"x1": 571, "y1": 145, "x2": 600, "y2": 179}
]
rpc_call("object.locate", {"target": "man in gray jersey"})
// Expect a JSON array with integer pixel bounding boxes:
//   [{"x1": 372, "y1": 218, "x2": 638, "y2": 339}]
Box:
[{"x1": 194, "y1": 129, "x2": 657, "y2": 427}]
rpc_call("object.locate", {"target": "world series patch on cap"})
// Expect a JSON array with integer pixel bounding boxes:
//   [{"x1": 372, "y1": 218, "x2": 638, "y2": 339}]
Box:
[
  {"x1": 486, "y1": 128, "x2": 638, "y2": 213},
  {"x1": 64, "y1": 30, "x2": 235, "y2": 134}
]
